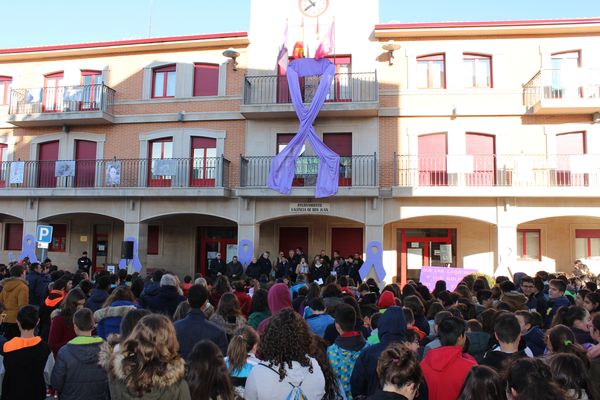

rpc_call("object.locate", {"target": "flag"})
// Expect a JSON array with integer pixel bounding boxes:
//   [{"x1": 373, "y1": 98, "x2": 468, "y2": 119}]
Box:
[
  {"x1": 315, "y1": 21, "x2": 334, "y2": 60},
  {"x1": 292, "y1": 20, "x2": 305, "y2": 59},
  {"x1": 276, "y1": 22, "x2": 288, "y2": 73}
]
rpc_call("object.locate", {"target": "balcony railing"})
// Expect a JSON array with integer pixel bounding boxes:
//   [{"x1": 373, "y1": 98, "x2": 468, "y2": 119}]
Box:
[
  {"x1": 240, "y1": 154, "x2": 377, "y2": 188},
  {"x1": 0, "y1": 157, "x2": 230, "y2": 189},
  {"x1": 9, "y1": 83, "x2": 116, "y2": 115},
  {"x1": 394, "y1": 154, "x2": 600, "y2": 187},
  {"x1": 523, "y1": 68, "x2": 600, "y2": 109},
  {"x1": 243, "y1": 72, "x2": 378, "y2": 105}
]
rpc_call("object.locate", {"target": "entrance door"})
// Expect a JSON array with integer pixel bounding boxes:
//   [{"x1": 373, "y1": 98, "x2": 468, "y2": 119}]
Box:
[
  {"x1": 466, "y1": 133, "x2": 495, "y2": 186},
  {"x1": 398, "y1": 228, "x2": 456, "y2": 284},
  {"x1": 38, "y1": 141, "x2": 59, "y2": 188},
  {"x1": 324, "y1": 133, "x2": 352, "y2": 186},
  {"x1": 418, "y1": 133, "x2": 447, "y2": 186},
  {"x1": 197, "y1": 227, "x2": 237, "y2": 276},
  {"x1": 331, "y1": 227, "x2": 363, "y2": 258},
  {"x1": 75, "y1": 140, "x2": 96, "y2": 187},
  {"x1": 279, "y1": 227, "x2": 309, "y2": 258},
  {"x1": 556, "y1": 131, "x2": 586, "y2": 186}
]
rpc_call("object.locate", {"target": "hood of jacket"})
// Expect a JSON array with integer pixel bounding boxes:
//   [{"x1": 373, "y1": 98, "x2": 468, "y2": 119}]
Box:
[
  {"x1": 466, "y1": 331, "x2": 490, "y2": 353},
  {"x1": 158, "y1": 285, "x2": 182, "y2": 299},
  {"x1": 142, "y1": 281, "x2": 160, "y2": 297},
  {"x1": 1, "y1": 277, "x2": 27, "y2": 294},
  {"x1": 268, "y1": 283, "x2": 292, "y2": 315},
  {"x1": 500, "y1": 291, "x2": 528, "y2": 310},
  {"x1": 94, "y1": 303, "x2": 137, "y2": 322},
  {"x1": 65, "y1": 336, "x2": 104, "y2": 364},
  {"x1": 88, "y1": 288, "x2": 109, "y2": 303},
  {"x1": 377, "y1": 291, "x2": 396, "y2": 309},
  {"x1": 423, "y1": 345, "x2": 465, "y2": 372},
  {"x1": 378, "y1": 306, "x2": 407, "y2": 344}
]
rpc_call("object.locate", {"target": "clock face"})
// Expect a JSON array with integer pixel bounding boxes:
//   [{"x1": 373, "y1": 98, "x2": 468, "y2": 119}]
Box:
[{"x1": 299, "y1": 0, "x2": 328, "y2": 17}]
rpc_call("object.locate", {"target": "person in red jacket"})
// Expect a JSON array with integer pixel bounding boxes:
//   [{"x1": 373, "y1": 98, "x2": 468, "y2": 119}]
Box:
[
  {"x1": 232, "y1": 281, "x2": 252, "y2": 317},
  {"x1": 48, "y1": 288, "x2": 86, "y2": 356},
  {"x1": 421, "y1": 316, "x2": 477, "y2": 400}
]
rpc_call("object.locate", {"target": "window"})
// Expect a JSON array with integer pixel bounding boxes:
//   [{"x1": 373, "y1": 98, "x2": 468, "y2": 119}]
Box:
[
  {"x1": 49, "y1": 224, "x2": 67, "y2": 252},
  {"x1": 152, "y1": 65, "x2": 176, "y2": 98},
  {"x1": 277, "y1": 133, "x2": 305, "y2": 154},
  {"x1": 464, "y1": 53, "x2": 492, "y2": 88},
  {"x1": 550, "y1": 51, "x2": 581, "y2": 99},
  {"x1": 575, "y1": 230, "x2": 600, "y2": 259},
  {"x1": 517, "y1": 229, "x2": 540, "y2": 260},
  {"x1": 0, "y1": 76, "x2": 12, "y2": 105},
  {"x1": 147, "y1": 225, "x2": 159, "y2": 255},
  {"x1": 418, "y1": 133, "x2": 447, "y2": 186},
  {"x1": 193, "y1": 63, "x2": 219, "y2": 97},
  {"x1": 417, "y1": 54, "x2": 445, "y2": 89},
  {"x1": 4, "y1": 223, "x2": 22, "y2": 250}
]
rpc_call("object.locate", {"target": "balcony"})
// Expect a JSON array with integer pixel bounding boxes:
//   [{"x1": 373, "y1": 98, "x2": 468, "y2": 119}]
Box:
[
  {"x1": 238, "y1": 154, "x2": 378, "y2": 197},
  {"x1": 0, "y1": 157, "x2": 231, "y2": 197},
  {"x1": 241, "y1": 72, "x2": 378, "y2": 119},
  {"x1": 523, "y1": 68, "x2": 600, "y2": 114},
  {"x1": 393, "y1": 154, "x2": 600, "y2": 197},
  {"x1": 8, "y1": 84, "x2": 116, "y2": 127}
]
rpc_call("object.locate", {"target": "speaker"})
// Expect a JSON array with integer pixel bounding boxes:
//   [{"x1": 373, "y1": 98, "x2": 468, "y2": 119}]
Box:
[{"x1": 121, "y1": 241, "x2": 134, "y2": 259}]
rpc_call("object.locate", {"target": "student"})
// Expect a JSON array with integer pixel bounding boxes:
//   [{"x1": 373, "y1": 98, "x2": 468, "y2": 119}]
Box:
[
  {"x1": 180, "y1": 275, "x2": 193, "y2": 298},
  {"x1": 1, "y1": 305, "x2": 54, "y2": 400},
  {"x1": 548, "y1": 353, "x2": 599, "y2": 400},
  {"x1": 404, "y1": 308, "x2": 426, "y2": 341},
  {"x1": 457, "y1": 366, "x2": 506, "y2": 400},
  {"x1": 188, "y1": 340, "x2": 237, "y2": 400},
  {"x1": 584, "y1": 292, "x2": 600, "y2": 314},
  {"x1": 420, "y1": 317, "x2": 477, "y2": 400},
  {"x1": 85, "y1": 275, "x2": 111, "y2": 312},
  {"x1": 481, "y1": 313, "x2": 527, "y2": 371},
  {"x1": 367, "y1": 311, "x2": 382, "y2": 345},
  {"x1": 51, "y1": 308, "x2": 109, "y2": 400},
  {"x1": 247, "y1": 288, "x2": 271, "y2": 330},
  {"x1": 225, "y1": 326, "x2": 260, "y2": 398},
  {"x1": 304, "y1": 297, "x2": 335, "y2": 337},
  {"x1": 210, "y1": 292, "x2": 247, "y2": 339},
  {"x1": 327, "y1": 303, "x2": 369, "y2": 399},
  {"x1": 39, "y1": 277, "x2": 69, "y2": 341},
  {"x1": 515, "y1": 310, "x2": 545, "y2": 356},
  {"x1": 93, "y1": 286, "x2": 138, "y2": 340},
  {"x1": 465, "y1": 319, "x2": 490, "y2": 364},
  {"x1": 48, "y1": 288, "x2": 86, "y2": 356},
  {"x1": 245, "y1": 309, "x2": 326, "y2": 400},
  {"x1": 507, "y1": 358, "x2": 567, "y2": 400},
  {"x1": 102, "y1": 314, "x2": 190, "y2": 399},
  {"x1": 367, "y1": 343, "x2": 422, "y2": 400},
  {"x1": 545, "y1": 279, "x2": 570, "y2": 328},
  {"x1": 552, "y1": 305, "x2": 593, "y2": 346},
  {"x1": 545, "y1": 324, "x2": 590, "y2": 368},
  {"x1": 587, "y1": 312, "x2": 600, "y2": 396},
  {"x1": 422, "y1": 311, "x2": 453, "y2": 357},
  {"x1": 0, "y1": 265, "x2": 30, "y2": 340}
]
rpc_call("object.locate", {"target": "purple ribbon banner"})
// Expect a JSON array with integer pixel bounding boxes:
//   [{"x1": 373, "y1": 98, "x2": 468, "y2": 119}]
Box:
[
  {"x1": 359, "y1": 241, "x2": 387, "y2": 282},
  {"x1": 268, "y1": 58, "x2": 340, "y2": 198},
  {"x1": 118, "y1": 236, "x2": 142, "y2": 272},
  {"x1": 237, "y1": 239, "x2": 254, "y2": 267},
  {"x1": 20, "y1": 234, "x2": 38, "y2": 263}
]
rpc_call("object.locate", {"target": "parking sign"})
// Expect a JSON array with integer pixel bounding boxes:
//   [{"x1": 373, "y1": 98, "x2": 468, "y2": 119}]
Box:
[{"x1": 37, "y1": 225, "x2": 53, "y2": 244}]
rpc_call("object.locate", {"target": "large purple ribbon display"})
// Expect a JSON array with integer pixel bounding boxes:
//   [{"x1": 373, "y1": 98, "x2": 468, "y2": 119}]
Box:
[
  {"x1": 359, "y1": 241, "x2": 387, "y2": 282},
  {"x1": 20, "y1": 234, "x2": 38, "y2": 263},
  {"x1": 237, "y1": 239, "x2": 254, "y2": 267},
  {"x1": 268, "y1": 58, "x2": 340, "y2": 198}
]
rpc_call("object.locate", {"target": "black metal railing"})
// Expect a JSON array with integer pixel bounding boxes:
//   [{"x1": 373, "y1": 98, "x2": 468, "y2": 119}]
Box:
[
  {"x1": 0, "y1": 157, "x2": 230, "y2": 189},
  {"x1": 240, "y1": 154, "x2": 377, "y2": 188},
  {"x1": 243, "y1": 72, "x2": 378, "y2": 105},
  {"x1": 9, "y1": 84, "x2": 116, "y2": 115},
  {"x1": 394, "y1": 153, "x2": 600, "y2": 187}
]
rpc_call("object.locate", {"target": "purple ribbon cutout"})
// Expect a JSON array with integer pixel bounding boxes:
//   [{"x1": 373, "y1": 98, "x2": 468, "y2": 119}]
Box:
[
  {"x1": 359, "y1": 241, "x2": 386, "y2": 281},
  {"x1": 20, "y1": 234, "x2": 38, "y2": 263},
  {"x1": 237, "y1": 239, "x2": 254, "y2": 267},
  {"x1": 119, "y1": 236, "x2": 142, "y2": 272},
  {"x1": 268, "y1": 58, "x2": 340, "y2": 198}
]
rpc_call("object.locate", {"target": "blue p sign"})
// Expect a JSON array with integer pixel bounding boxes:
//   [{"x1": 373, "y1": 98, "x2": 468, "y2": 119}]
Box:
[{"x1": 36, "y1": 225, "x2": 53, "y2": 244}]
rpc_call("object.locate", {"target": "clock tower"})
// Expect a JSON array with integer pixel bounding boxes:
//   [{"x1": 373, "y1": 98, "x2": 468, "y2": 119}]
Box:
[{"x1": 247, "y1": 0, "x2": 379, "y2": 74}]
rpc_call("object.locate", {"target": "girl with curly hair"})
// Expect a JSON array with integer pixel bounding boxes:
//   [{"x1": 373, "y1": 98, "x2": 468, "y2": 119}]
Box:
[
  {"x1": 102, "y1": 314, "x2": 190, "y2": 399},
  {"x1": 244, "y1": 308, "x2": 325, "y2": 400}
]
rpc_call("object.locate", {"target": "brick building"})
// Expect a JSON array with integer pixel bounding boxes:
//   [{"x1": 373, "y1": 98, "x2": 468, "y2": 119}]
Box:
[{"x1": 0, "y1": 0, "x2": 599, "y2": 283}]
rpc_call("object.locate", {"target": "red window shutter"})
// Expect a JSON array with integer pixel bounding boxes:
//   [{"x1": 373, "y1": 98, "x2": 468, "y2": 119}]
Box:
[
  {"x1": 192, "y1": 137, "x2": 216, "y2": 149},
  {"x1": 323, "y1": 133, "x2": 352, "y2": 156},
  {"x1": 576, "y1": 229, "x2": 600, "y2": 238},
  {"x1": 148, "y1": 225, "x2": 159, "y2": 255},
  {"x1": 4, "y1": 223, "x2": 23, "y2": 250},
  {"x1": 193, "y1": 63, "x2": 219, "y2": 96}
]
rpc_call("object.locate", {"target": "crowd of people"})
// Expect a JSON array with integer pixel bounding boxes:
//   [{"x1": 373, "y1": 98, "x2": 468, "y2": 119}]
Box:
[{"x1": 0, "y1": 252, "x2": 599, "y2": 399}]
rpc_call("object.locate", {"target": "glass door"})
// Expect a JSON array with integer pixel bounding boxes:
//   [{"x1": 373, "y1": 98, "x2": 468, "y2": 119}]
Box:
[
  {"x1": 43, "y1": 72, "x2": 64, "y2": 112},
  {"x1": 148, "y1": 138, "x2": 173, "y2": 187},
  {"x1": 81, "y1": 70, "x2": 102, "y2": 110}
]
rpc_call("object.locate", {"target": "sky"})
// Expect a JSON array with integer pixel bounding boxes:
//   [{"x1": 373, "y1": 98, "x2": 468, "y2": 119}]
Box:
[{"x1": 0, "y1": 0, "x2": 599, "y2": 48}]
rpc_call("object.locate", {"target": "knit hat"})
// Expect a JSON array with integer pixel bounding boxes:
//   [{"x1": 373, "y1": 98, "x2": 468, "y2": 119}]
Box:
[{"x1": 377, "y1": 290, "x2": 395, "y2": 309}]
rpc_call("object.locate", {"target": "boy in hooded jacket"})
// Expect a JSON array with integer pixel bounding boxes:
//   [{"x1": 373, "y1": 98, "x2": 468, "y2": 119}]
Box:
[{"x1": 51, "y1": 308, "x2": 109, "y2": 400}]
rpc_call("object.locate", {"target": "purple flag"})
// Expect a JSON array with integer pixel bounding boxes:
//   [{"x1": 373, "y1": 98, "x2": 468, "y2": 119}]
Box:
[{"x1": 268, "y1": 58, "x2": 339, "y2": 198}]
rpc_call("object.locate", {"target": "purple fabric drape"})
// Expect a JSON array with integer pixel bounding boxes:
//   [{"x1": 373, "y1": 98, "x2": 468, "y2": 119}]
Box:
[{"x1": 268, "y1": 58, "x2": 340, "y2": 198}]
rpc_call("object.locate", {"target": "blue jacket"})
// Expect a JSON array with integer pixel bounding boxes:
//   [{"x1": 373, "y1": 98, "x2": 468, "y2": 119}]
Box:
[
  {"x1": 85, "y1": 288, "x2": 109, "y2": 312},
  {"x1": 140, "y1": 285, "x2": 185, "y2": 319},
  {"x1": 27, "y1": 270, "x2": 48, "y2": 306},
  {"x1": 93, "y1": 300, "x2": 138, "y2": 339},
  {"x1": 351, "y1": 306, "x2": 407, "y2": 398},
  {"x1": 306, "y1": 313, "x2": 335, "y2": 337},
  {"x1": 545, "y1": 295, "x2": 570, "y2": 328},
  {"x1": 174, "y1": 309, "x2": 229, "y2": 360},
  {"x1": 328, "y1": 333, "x2": 368, "y2": 400},
  {"x1": 523, "y1": 326, "x2": 545, "y2": 356}
]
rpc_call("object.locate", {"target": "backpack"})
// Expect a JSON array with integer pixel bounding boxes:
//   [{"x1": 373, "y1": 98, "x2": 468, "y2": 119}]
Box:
[{"x1": 260, "y1": 363, "x2": 309, "y2": 400}]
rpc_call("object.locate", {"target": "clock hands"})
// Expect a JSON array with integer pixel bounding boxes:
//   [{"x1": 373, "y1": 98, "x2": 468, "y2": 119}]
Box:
[{"x1": 304, "y1": 0, "x2": 316, "y2": 11}]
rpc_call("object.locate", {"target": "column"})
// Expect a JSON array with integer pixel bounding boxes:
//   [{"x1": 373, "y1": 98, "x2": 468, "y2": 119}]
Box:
[
  {"x1": 237, "y1": 198, "x2": 259, "y2": 265},
  {"x1": 363, "y1": 198, "x2": 388, "y2": 285},
  {"x1": 121, "y1": 198, "x2": 147, "y2": 273},
  {"x1": 495, "y1": 198, "x2": 518, "y2": 278},
  {"x1": 22, "y1": 198, "x2": 40, "y2": 263}
]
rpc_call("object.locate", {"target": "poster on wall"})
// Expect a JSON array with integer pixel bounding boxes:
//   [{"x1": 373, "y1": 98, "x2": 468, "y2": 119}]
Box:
[
  {"x1": 105, "y1": 161, "x2": 121, "y2": 186},
  {"x1": 153, "y1": 159, "x2": 177, "y2": 176},
  {"x1": 9, "y1": 161, "x2": 24, "y2": 184},
  {"x1": 226, "y1": 244, "x2": 238, "y2": 263},
  {"x1": 55, "y1": 160, "x2": 76, "y2": 177}
]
